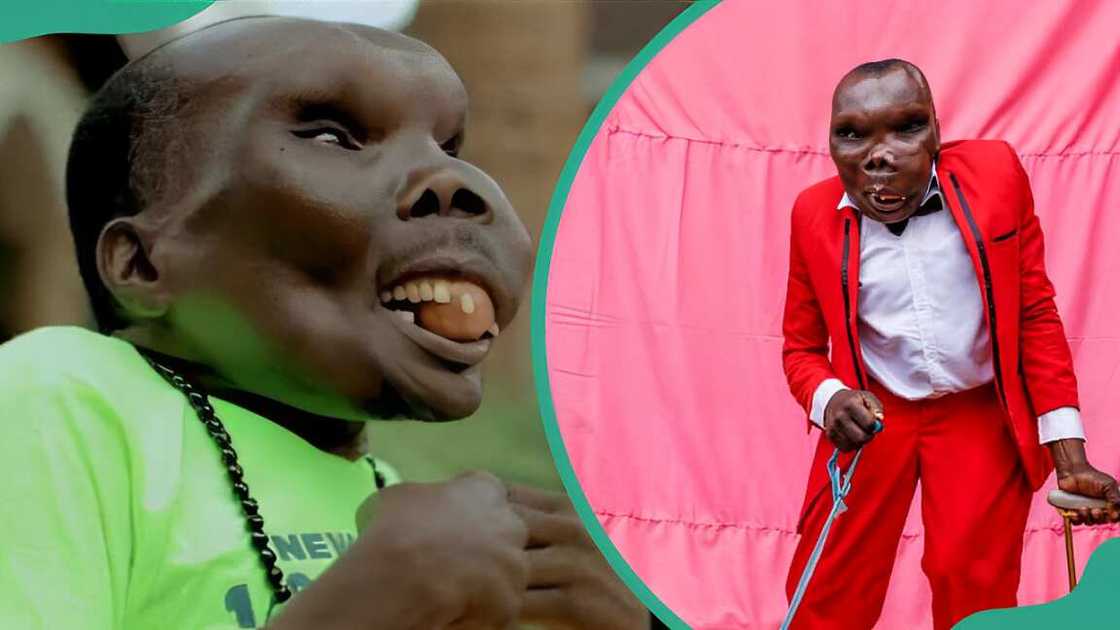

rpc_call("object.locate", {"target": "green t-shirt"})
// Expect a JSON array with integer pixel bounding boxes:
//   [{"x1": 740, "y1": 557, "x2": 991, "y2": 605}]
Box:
[{"x1": 0, "y1": 327, "x2": 400, "y2": 629}]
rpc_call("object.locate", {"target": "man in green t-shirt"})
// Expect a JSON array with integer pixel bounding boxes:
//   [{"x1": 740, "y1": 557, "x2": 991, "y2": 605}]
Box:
[{"x1": 0, "y1": 17, "x2": 648, "y2": 630}]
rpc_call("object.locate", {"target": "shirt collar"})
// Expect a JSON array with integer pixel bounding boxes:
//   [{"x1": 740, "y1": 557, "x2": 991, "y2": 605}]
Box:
[{"x1": 837, "y1": 162, "x2": 941, "y2": 211}]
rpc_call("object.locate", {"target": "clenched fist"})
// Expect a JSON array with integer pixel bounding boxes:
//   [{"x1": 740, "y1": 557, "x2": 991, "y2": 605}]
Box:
[
  {"x1": 823, "y1": 389, "x2": 885, "y2": 451},
  {"x1": 1050, "y1": 439, "x2": 1120, "y2": 525},
  {"x1": 269, "y1": 471, "x2": 529, "y2": 630}
]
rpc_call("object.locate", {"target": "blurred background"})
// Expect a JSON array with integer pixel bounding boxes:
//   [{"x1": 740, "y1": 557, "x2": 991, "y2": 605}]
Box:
[{"x1": 0, "y1": 1, "x2": 690, "y2": 488}]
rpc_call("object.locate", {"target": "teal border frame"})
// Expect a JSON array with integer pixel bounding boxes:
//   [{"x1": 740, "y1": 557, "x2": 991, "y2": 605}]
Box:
[
  {"x1": 0, "y1": 1, "x2": 212, "y2": 43},
  {"x1": 529, "y1": 2, "x2": 720, "y2": 628}
]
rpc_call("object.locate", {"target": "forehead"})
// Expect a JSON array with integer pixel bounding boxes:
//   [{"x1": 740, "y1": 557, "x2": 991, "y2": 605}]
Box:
[
  {"x1": 162, "y1": 18, "x2": 467, "y2": 121},
  {"x1": 832, "y1": 68, "x2": 929, "y2": 118}
]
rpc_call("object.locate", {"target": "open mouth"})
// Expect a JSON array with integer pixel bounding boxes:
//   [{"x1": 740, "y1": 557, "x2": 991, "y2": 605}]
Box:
[
  {"x1": 380, "y1": 274, "x2": 499, "y2": 340},
  {"x1": 866, "y1": 186, "x2": 909, "y2": 214},
  {"x1": 379, "y1": 271, "x2": 501, "y2": 369}
]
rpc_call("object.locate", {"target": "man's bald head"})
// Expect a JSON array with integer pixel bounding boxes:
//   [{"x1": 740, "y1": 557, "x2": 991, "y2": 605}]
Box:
[{"x1": 833, "y1": 58, "x2": 934, "y2": 113}]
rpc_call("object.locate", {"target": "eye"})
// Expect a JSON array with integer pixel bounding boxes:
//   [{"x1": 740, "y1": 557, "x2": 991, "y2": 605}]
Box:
[
  {"x1": 441, "y1": 133, "x2": 463, "y2": 158},
  {"x1": 835, "y1": 127, "x2": 862, "y2": 140},
  {"x1": 311, "y1": 130, "x2": 344, "y2": 145},
  {"x1": 292, "y1": 127, "x2": 361, "y2": 150},
  {"x1": 899, "y1": 119, "x2": 928, "y2": 134}
]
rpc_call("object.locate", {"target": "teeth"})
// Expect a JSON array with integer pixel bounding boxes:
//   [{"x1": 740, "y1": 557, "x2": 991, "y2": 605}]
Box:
[
  {"x1": 488, "y1": 323, "x2": 500, "y2": 337},
  {"x1": 383, "y1": 277, "x2": 489, "y2": 312},
  {"x1": 433, "y1": 281, "x2": 451, "y2": 303},
  {"x1": 393, "y1": 310, "x2": 415, "y2": 324}
]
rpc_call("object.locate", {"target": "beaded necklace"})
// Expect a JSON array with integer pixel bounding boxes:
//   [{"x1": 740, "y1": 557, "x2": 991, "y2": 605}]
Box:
[{"x1": 140, "y1": 351, "x2": 386, "y2": 604}]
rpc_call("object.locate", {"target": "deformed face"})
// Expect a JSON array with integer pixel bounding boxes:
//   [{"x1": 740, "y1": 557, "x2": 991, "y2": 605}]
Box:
[
  {"x1": 829, "y1": 66, "x2": 940, "y2": 224},
  {"x1": 120, "y1": 19, "x2": 532, "y2": 421}
]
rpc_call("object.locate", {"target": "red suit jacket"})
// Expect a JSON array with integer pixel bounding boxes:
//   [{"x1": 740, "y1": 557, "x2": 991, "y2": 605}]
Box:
[{"x1": 782, "y1": 139, "x2": 1079, "y2": 526}]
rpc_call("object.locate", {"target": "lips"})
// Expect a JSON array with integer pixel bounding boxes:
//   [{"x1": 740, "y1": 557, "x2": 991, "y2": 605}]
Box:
[
  {"x1": 387, "y1": 310, "x2": 493, "y2": 367},
  {"x1": 865, "y1": 184, "x2": 909, "y2": 214},
  {"x1": 378, "y1": 250, "x2": 510, "y2": 367},
  {"x1": 380, "y1": 276, "x2": 499, "y2": 341}
]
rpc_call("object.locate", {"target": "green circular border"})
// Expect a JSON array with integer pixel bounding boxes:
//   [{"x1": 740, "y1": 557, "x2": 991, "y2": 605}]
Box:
[
  {"x1": 0, "y1": 1, "x2": 213, "y2": 43},
  {"x1": 529, "y1": 2, "x2": 719, "y2": 628}
]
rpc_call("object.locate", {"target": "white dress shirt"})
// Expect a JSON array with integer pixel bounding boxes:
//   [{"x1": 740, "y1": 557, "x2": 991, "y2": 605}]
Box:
[{"x1": 808, "y1": 167, "x2": 1085, "y2": 444}]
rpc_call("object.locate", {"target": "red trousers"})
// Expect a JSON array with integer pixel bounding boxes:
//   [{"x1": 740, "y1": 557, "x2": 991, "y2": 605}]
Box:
[{"x1": 785, "y1": 381, "x2": 1032, "y2": 630}]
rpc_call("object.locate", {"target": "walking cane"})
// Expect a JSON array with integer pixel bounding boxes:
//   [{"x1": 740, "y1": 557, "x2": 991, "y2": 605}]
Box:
[
  {"x1": 1046, "y1": 489, "x2": 1111, "y2": 592},
  {"x1": 780, "y1": 418, "x2": 883, "y2": 630}
]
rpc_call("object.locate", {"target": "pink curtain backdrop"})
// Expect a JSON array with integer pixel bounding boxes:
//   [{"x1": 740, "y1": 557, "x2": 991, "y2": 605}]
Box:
[{"x1": 545, "y1": 1, "x2": 1120, "y2": 627}]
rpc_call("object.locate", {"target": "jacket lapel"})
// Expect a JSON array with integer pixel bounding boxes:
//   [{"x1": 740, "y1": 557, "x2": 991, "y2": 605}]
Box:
[
  {"x1": 838, "y1": 205, "x2": 866, "y2": 390},
  {"x1": 938, "y1": 162, "x2": 986, "y2": 282},
  {"x1": 938, "y1": 162, "x2": 1010, "y2": 409}
]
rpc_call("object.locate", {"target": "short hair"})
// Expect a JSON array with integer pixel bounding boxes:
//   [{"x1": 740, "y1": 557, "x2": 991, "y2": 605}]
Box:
[
  {"x1": 65, "y1": 52, "x2": 192, "y2": 332},
  {"x1": 843, "y1": 58, "x2": 931, "y2": 94}
]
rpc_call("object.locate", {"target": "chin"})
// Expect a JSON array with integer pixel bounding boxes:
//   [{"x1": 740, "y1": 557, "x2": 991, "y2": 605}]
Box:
[
  {"x1": 863, "y1": 200, "x2": 922, "y2": 225},
  {"x1": 363, "y1": 377, "x2": 483, "y2": 422},
  {"x1": 415, "y1": 386, "x2": 484, "y2": 422},
  {"x1": 880, "y1": 213, "x2": 913, "y2": 225}
]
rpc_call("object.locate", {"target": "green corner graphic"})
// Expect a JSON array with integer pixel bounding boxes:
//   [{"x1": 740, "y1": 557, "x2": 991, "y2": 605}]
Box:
[
  {"x1": 954, "y1": 536, "x2": 1120, "y2": 629},
  {"x1": 1, "y1": 1, "x2": 211, "y2": 43}
]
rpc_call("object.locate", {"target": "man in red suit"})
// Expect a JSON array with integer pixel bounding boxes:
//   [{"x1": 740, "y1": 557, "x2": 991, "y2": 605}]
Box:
[{"x1": 781, "y1": 58, "x2": 1120, "y2": 629}]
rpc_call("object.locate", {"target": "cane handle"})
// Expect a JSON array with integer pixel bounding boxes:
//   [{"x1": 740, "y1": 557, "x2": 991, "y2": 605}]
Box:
[{"x1": 1047, "y1": 489, "x2": 1110, "y2": 511}]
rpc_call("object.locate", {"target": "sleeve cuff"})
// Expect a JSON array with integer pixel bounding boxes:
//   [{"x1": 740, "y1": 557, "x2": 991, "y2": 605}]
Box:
[
  {"x1": 1038, "y1": 407, "x2": 1085, "y2": 444},
  {"x1": 810, "y1": 378, "x2": 849, "y2": 428}
]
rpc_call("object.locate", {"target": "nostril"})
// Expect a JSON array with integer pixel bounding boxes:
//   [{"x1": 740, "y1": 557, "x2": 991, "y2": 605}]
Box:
[
  {"x1": 450, "y1": 188, "x2": 487, "y2": 217},
  {"x1": 410, "y1": 189, "x2": 441, "y2": 218},
  {"x1": 864, "y1": 158, "x2": 888, "y2": 172}
]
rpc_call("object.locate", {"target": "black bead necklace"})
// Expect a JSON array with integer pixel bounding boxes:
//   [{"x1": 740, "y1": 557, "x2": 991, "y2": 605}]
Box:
[{"x1": 140, "y1": 352, "x2": 385, "y2": 604}]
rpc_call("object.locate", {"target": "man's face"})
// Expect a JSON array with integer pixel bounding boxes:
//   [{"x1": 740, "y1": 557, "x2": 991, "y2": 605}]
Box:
[
  {"x1": 829, "y1": 66, "x2": 940, "y2": 224},
  {"x1": 135, "y1": 19, "x2": 532, "y2": 421}
]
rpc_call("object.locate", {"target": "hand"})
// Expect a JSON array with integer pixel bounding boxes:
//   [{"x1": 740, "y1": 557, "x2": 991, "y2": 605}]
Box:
[
  {"x1": 1050, "y1": 439, "x2": 1120, "y2": 525},
  {"x1": 269, "y1": 471, "x2": 529, "y2": 630},
  {"x1": 823, "y1": 389, "x2": 884, "y2": 452},
  {"x1": 509, "y1": 485, "x2": 650, "y2": 630}
]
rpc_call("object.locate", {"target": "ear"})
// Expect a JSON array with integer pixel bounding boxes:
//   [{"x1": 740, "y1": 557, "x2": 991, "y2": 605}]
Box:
[{"x1": 96, "y1": 217, "x2": 171, "y2": 321}]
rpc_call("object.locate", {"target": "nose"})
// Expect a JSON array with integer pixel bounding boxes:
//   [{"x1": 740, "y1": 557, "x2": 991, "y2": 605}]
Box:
[
  {"x1": 397, "y1": 168, "x2": 491, "y2": 221},
  {"x1": 862, "y1": 144, "x2": 897, "y2": 175}
]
